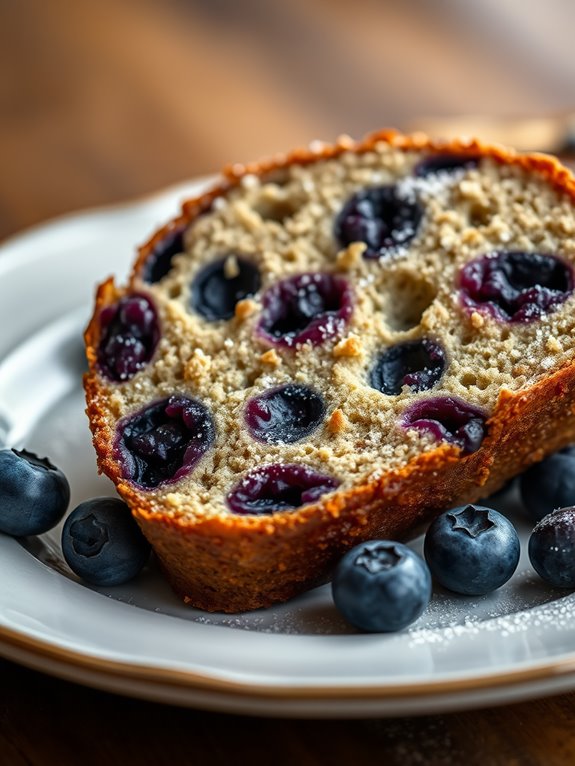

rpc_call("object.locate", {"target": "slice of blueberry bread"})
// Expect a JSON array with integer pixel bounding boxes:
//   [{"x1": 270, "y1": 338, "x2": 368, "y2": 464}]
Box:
[{"x1": 84, "y1": 130, "x2": 575, "y2": 612}]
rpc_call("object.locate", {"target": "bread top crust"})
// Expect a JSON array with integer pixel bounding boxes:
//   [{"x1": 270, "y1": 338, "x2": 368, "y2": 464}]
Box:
[
  {"x1": 131, "y1": 129, "x2": 575, "y2": 279},
  {"x1": 84, "y1": 129, "x2": 575, "y2": 538}
]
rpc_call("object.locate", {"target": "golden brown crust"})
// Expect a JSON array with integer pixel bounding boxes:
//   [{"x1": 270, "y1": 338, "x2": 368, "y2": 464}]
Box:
[
  {"x1": 130, "y1": 129, "x2": 575, "y2": 283},
  {"x1": 115, "y1": 363, "x2": 575, "y2": 611},
  {"x1": 84, "y1": 130, "x2": 575, "y2": 612}
]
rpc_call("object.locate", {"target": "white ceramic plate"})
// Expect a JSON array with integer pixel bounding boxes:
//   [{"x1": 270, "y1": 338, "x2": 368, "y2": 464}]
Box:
[{"x1": 2, "y1": 182, "x2": 575, "y2": 718}]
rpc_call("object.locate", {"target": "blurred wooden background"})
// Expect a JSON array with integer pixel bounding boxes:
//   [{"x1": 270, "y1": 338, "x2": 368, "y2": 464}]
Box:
[
  {"x1": 2, "y1": 0, "x2": 575, "y2": 241},
  {"x1": 3, "y1": 1, "x2": 575, "y2": 764}
]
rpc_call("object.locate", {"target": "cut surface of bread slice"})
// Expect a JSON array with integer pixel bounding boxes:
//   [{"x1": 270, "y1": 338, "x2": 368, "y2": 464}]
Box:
[{"x1": 84, "y1": 130, "x2": 575, "y2": 612}]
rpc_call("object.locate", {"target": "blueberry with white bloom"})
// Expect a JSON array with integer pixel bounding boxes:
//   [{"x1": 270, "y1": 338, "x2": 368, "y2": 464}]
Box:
[
  {"x1": 0, "y1": 448, "x2": 70, "y2": 536},
  {"x1": 62, "y1": 497, "x2": 150, "y2": 586},
  {"x1": 332, "y1": 540, "x2": 432, "y2": 632},
  {"x1": 528, "y1": 506, "x2": 575, "y2": 588},
  {"x1": 424, "y1": 504, "x2": 520, "y2": 595},
  {"x1": 519, "y1": 447, "x2": 575, "y2": 521}
]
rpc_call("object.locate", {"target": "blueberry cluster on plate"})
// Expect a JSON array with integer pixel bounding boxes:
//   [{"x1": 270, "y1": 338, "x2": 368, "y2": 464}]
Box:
[
  {"x1": 2, "y1": 444, "x2": 575, "y2": 625},
  {"x1": 0, "y1": 449, "x2": 150, "y2": 586},
  {"x1": 332, "y1": 447, "x2": 575, "y2": 633}
]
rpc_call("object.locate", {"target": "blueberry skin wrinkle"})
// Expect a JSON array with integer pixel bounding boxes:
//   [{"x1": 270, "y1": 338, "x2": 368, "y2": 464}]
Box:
[
  {"x1": 97, "y1": 294, "x2": 160, "y2": 383},
  {"x1": 370, "y1": 339, "x2": 446, "y2": 396},
  {"x1": 424, "y1": 504, "x2": 520, "y2": 595},
  {"x1": 519, "y1": 447, "x2": 575, "y2": 521},
  {"x1": 62, "y1": 497, "x2": 151, "y2": 586},
  {"x1": 400, "y1": 396, "x2": 487, "y2": 455},
  {"x1": 332, "y1": 540, "x2": 432, "y2": 632},
  {"x1": 258, "y1": 273, "x2": 353, "y2": 348},
  {"x1": 245, "y1": 384, "x2": 326, "y2": 444},
  {"x1": 528, "y1": 506, "x2": 575, "y2": 588},
  {"x1": 0, "y1": 449, "x2": 70, "y2": 536},
  {"x1": 142, "y1": 225, "x2": 186, "y2": 284},
  {"x1": 335, "y1": 185, "x2": 423, "y2": 259},
  {"x1": 227, "y1": 463, "x2": 339, "y2": 515},
  {"x1": 459, "y1": 251, "x2": 573, "y2": 323},
  {"x1": 116, "y1": 395, "x2": 216, "y2": 490}
]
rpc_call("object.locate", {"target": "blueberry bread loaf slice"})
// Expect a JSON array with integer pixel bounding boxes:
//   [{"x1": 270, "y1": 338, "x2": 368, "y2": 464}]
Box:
[{"x1": 84, "y1": 130, "x2": 575, "y2": 612}]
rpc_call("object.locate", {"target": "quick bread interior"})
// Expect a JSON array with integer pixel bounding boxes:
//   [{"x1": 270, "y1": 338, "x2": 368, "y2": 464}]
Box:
[{"x1": 84, "y1": 130, "x2": 575, "y2": 612}]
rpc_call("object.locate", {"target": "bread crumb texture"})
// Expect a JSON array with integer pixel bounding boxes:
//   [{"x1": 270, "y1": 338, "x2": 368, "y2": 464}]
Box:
[{"x1": 89, "y1": 139, "x2": 575, "y2": 520}]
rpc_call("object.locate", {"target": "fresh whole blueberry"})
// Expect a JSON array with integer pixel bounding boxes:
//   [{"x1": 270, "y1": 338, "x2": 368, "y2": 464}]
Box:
[
  {"x1": 413, "y1": 153, "x2": 480, "y2": 178},
  {"x1": 116, "y1": 395, "x2": 215, "y2": 489},
  {"x1": 519, "y1": 448, "x2": 575, "y2": 521},
  {"x1": 370, "y1": 339, "x2": 446, "y2": 395},
  {"x1": 0, "y1": 449, "x2": 70, "y2": 536},
  {"x1": 245, "y1": 384, "x2": 325, "y2": 444},
  {"x1": 258, "y1": 272, "x2": 353, "y2": 348},
  {"x1": 142, "y1": 225, "x2": 186, "y2": 284},
  {"x1": 400, "y1": 396, "x2": 487, "y2": 454},
  {"x1": 459, "y1": 251, "x2": 573, "y2": 323},
  {"x1": 191, "y1": 256, "x2": 261, "y2": 321},
  {"x1": 528, "y1": 506, "x2": 575, "y2": 588},
  {"x1": 62, "y1": 497, "x2": 151, "y2": 586},
  {"x1": 424, "y1": 504, "x2": 520, "y2": 595},
  {"x1": 335, "y1": 185, "x2": 423, "y2": 259},
  {"x1": 332, "y1": 540, "x2": 432, "y2": 632},
  {"x1": 227, "y1": 463, "x2": 339, "y2": 514},
  {"x1": 97, "y1": 294, "x2": 160, "y2": 382}
]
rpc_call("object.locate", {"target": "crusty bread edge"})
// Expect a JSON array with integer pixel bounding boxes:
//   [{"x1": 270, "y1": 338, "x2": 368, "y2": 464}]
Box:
[
  {"x1": 84, "y1": 130, "x2": 575, "y2": 612},
  {"x1": 129, "y1": 129, "x2": 575, "y2": 282}
]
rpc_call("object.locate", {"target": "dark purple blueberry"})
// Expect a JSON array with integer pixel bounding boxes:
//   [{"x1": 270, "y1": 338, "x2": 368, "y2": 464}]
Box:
[
  {"x1": 62, "y1": 497, "x2": 151, "y2": 586},
  {"x1": 0, "y1": 449, "x2": 70, "y2": 536},
  {"x1": 414, "y1": 153, "x2": 480, "y2": 178},
  {"x1": 191, "y1": 256, "x2": 261, "y2": 321},
  {"x1": 519, "y1": 448, "x2": 575, "y2": 521},
  {"x1": 424, "y1": 504, "x2": 520, "y2": 595},
  {"x1": 245, "y1": 384, "x2": 325, "y2": 444},
  {"x1": 143, "y1": 226, "x2": 186, "y2": 284},
  {"x1": 529, "y1": 507, "x2": 575, "y2": 588},
  {"x1": 97, "y1": 294, "x2": 160, "y2": 383},
  {"x1": 332, "y1": 540, "x2": 432, "y2": 632},
  {"x1": 227, "y1": 463, "x2": 339, "y2": 515},
  {"x1": 335, "y1": 185, "x2": 423, "y2": 259},
  {"x1": 116, "y1": 395, "x2": 215, "y2": 489},
  {"x1": 400, "y1": 396, "x2": 487, "y2": 454},
  {"x1": 370, "y1": 339, "x2": 446, "y2": 396},
  {"x1": 258, "y1": 273, "x2": 353, "y2": 348},
  {"x1": 459, "y1": 251, "x2": 573, "y2": 323}
]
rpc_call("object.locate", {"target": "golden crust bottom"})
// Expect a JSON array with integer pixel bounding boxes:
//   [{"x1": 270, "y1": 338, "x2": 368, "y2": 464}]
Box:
[
  {"x1": 84, "y1": 129, "x2": 575, "y2": 613},
  {"x1": 109, "y1": 365, "x2": 575, "y2": 613}
]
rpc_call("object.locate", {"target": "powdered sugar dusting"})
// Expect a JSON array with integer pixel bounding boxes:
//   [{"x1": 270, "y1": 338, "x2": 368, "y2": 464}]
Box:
[
  {"x1": 396, "y1": 166, "x2": 467, "y2": 206},
  {"x1": 408, "y1": 594, "x2": 575, "y2": 649}
]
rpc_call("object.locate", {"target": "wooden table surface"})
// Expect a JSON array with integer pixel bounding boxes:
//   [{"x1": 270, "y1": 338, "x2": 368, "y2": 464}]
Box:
[{"x1": 3, "y1": 1, "x2": 575, "y2": 763}]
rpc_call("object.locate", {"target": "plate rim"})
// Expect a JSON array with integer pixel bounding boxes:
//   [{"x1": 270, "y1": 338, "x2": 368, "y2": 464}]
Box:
[
  {"x1": 3, "y1": 621, "x2": 575, "y2": 702},
  {"x1": 0, "y1": 178, "x2": 212, "y2": 254},
  {"x1": 3, "y1": 186, "x2": 575, "y2": 715}
]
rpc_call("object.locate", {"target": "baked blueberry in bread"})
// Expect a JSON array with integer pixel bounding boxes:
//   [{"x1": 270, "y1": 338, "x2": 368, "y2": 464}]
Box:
[{"x1": 84, "y1": 130, "x2": 575, "y2": 612}]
